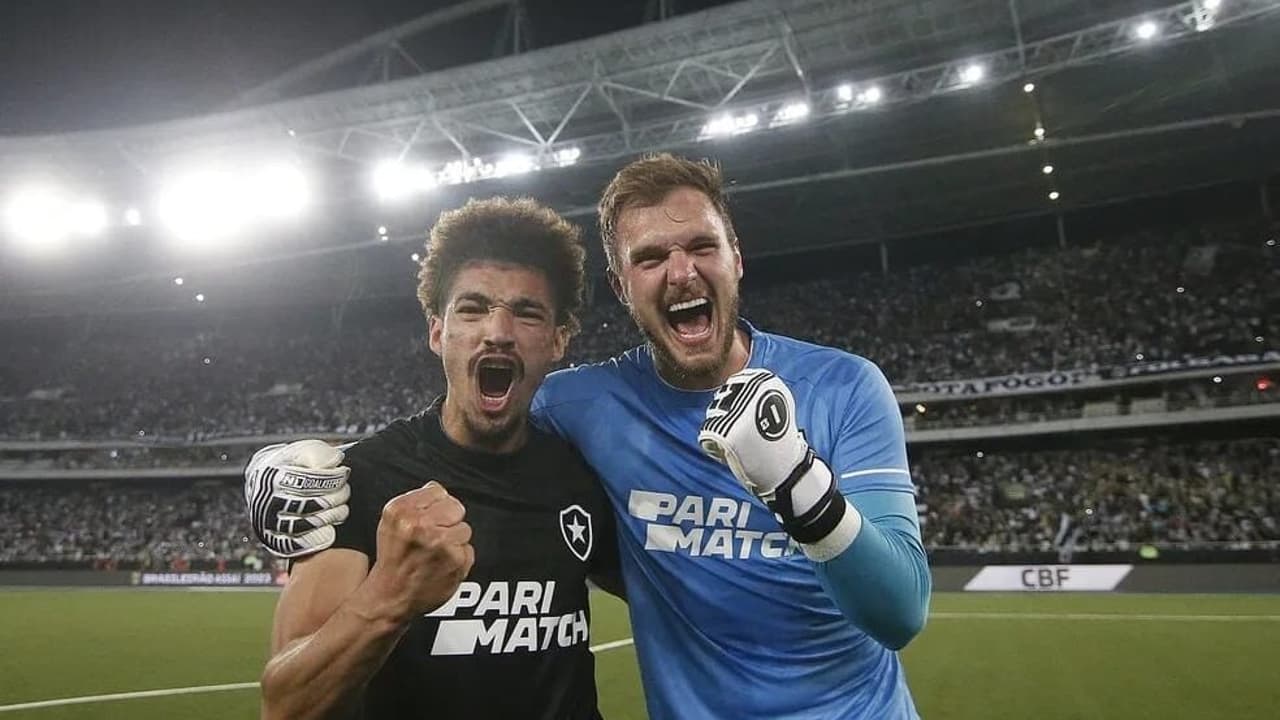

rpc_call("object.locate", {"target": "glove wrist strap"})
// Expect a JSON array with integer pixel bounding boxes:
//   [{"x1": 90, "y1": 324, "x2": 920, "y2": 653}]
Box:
[{"x1": 762, "y1": 450, "x2": 861, "y2": 560}]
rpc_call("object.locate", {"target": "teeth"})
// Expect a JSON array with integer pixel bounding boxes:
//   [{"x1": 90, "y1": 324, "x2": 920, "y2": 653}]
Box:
[{"x1": 667, "y1": 298, "x2": 709, "y2": 313}]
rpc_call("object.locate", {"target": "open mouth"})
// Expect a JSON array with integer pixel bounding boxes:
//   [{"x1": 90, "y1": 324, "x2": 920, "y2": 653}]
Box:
[
  {"x1": 475, "y1": 356, "x2": 518, "y2": 413},
  {"x1": 665, "y1": 297, "x2": 714, "y2": 343}
]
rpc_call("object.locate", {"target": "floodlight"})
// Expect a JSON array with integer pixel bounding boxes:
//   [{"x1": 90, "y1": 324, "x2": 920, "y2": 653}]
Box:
[
  {"x1": 411, "y1": 253, "x2": 421, "y2": 262},
  {"x1": 1033, "y1": 125, "x2": 1046, "y2": 140},
  {"x1": 377, "y1": 225, "x2": 388, "y2": 236},
  {"x1": 1134, "y1": 20, "x2": 1160, "y2": 41},
  {"x1": 1048, "y1": 190, "x2": 1060, "y2": 201},
  {"x1": 156, "y1": 169, "x2": 243, "y2": 246},
  {"x1": 494, "y1": 153, "x2": 536, "y2": 177},
  {"x1": 836, "y1": 84, "x2": 854, "y2": 102},
  {"x1": 174, "y1": 277, "x2": 184, "y2": 286},
  {"x1": 775, "y1": 101, "x2": 810, "y2": 124},
  {"x1": 124, "y1": 207, "x2": 143, "y2": 226},
  {"x1": 553, "y1": 147, "x2": 582, "y2": 167},
  {"x1": 857, "y1": 86, "x2": 883, "y2": 105},
  {"x1": 959, "y1": 63, "x2": 986, "y2": 85},
  {"x1": 195, "y1": 293, "x2": 206, "y2": 303},
  {"x1": 251, "y1": 163, "x2": 310, "y2": 220},
  {"x1": 72, "y1": 201, "x2": 108, "y2": 237},
  {"x1": 1042, "y1": 164, "x2": 1054, "y2": 175},
  {"x1": 1023, "y1": 82, "x2": 1036, "y2": 93},
  {"x1": 4, "y1": 188, "x2": 71, "y2": 250}
]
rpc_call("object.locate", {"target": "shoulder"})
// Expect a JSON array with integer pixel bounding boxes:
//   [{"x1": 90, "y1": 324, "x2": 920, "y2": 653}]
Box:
[
  {"x1": 536, "y1": 346, "x2": 648, "y2": 409},
  {"x1": 342, "y1": 411, "x2": 431, "y2": 467},
  {"x1": 759, "y1": 328, "x2": 884, "y2": 389}
]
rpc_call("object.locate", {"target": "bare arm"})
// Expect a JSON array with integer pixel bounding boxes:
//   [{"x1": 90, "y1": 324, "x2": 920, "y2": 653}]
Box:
[
  {"x1": 259, "y1": 549, "x2": 409, "y2": 720},
  {"x1": 259, "y1": 482, "x2": 474, "y2": 720}
]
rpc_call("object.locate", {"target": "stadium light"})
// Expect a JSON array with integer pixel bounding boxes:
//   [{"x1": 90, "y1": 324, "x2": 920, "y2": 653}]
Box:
[
  {"x1": 1256, "y1": 336, "x2": 1266, "y2": 343},
  {"x1": 3, "y1": 187, "x2": 109, "y2": 253},
  {"x1": 411, "y1": 252, "x2": 421, "y2": 262},
  {"x1": 373, "y1": 159, "x2": 436, "y2": 203},
  {"x1": 700, "y1": 112, "x2": 759, "y2": 139},
  {"x1": 1176, "y1": 286, "x2": 1186, "y2": 293},
  {"x1": 195, "y1": 293, "x2": 206, "y2": 303},
  {"x1": 1048, "y1": 190, "x2": 1060, "y2": 201},
  {"x1": 1033, "y1": 125, "x2": 1046, "y2": 140},
  {"x1": 914, "y1": 404, "x2": 927, "y2": 414},
  {"x1": 174, "y1": 277, "x2": 184, "y2": 286},
  {"x1": 1212, "y1": 375, "x2": 1223, "y2": 384},
  {"x1": 975, "y1": 451, "x2": 985, "y2": 458},
  {"x1": 1042, "y1": 164, "x2": 1054, "y2": 175},
  {"x1": 959, "y1": 62, "x2": 986, "y2": 85},
  {"x1": 251, "y1": 163, "x2": 310, "y2": 220},
  {"x1": 124, "y1": 207, "x2": 143, "y2": 227},
  {"x1": 856, "y1": 86, "x2": 883, "y2": 105},
  {"x1": 377, "y1": 225, "x2": 388, "y2": 236},
  {"x1": 1133, "y1": 20, "x2": 1160, "y2": 41},
  {"x1": 494, "y1": 153, "x2": 536, "y2": 178},
  {"x1": 553, "y1": 146, "x2": 582, "y2": 167},
  {"x1": 772, "y1": 101, "x2": 811, "y2": 127},
  {"x1": 71, "y1": 201, "x2": 108, "y2": 237},
  {"x1": 156, "y1": 169, "x2": 244, "y2": 246},
  {"x1": 1023, "y1": 82, "x2": 1036, "y2": 93},
  {"x1": 1135, "y1": 353, "x2": 1145, "y2": 360},
  {"x1": 836, "y1": 84, "x2": 854, "y2": 103}
]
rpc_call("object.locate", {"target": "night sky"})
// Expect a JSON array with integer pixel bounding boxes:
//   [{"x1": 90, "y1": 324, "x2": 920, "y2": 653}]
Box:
[{"x1": 0, "y1": 0, "x2": 734, "y2": 135}]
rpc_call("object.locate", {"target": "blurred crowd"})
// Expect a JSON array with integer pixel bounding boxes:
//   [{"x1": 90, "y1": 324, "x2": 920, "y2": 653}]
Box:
[
  {"x1": 1, "y1": 221, "x2": 1276, "y2": 442},
  {"x1": 2, "y1": 438, "x2": 1275, "y2": 566},
  {"x1": 915, "y1": 438, "x2": 1280, "y2": 553},
  {"x1": 0, "y1": 480, "x2": 261, "y2": 569}
]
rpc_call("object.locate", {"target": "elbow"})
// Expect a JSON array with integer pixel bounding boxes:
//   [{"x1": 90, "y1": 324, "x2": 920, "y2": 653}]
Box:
[{"x1": 878, "y1": 605, "x2": 927, "y2": 651}]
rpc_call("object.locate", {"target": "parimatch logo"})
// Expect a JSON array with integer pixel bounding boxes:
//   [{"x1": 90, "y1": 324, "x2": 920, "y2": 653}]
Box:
[
  {"x1": 628, "y1": 490, "x2": 801, "y2": 559},
  {"x1": 426, "y1": 580, "x2": 589, "y2": 656}
]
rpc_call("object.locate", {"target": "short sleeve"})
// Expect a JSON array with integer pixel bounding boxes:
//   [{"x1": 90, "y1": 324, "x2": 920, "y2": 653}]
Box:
[
  {"x1": 830, "y1": 361, "x2": 914, "y2": 496},
  {"x1": 329, "y1": 447, "x2": 384, "y2": 560}
]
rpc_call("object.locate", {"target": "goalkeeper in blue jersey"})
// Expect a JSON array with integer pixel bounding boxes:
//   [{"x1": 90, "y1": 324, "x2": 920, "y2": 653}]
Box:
[{"x1": 246, "y1": 154, "x2": 930, "y2": 719}]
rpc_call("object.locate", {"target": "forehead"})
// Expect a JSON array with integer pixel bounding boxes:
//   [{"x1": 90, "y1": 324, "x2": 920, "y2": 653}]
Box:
[
  {"x1": 445, "y1": 260, "x2": 554, "y2": 304},
  {"x1": 615, "y1": 187, "x2": 728, "y2": 253}
]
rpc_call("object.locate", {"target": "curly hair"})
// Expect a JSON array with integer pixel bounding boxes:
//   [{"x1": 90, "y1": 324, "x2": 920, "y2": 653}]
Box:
[
  {"x1": 417, "y1": 196, "x2": 585, "y2": 335},
  {"x1": 597, "y1": 153, "x2": 737, "y2": 272}
]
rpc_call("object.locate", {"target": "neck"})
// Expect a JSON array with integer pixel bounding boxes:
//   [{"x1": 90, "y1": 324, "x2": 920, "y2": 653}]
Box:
[
  {"x1": 439, "y1": 396, "x2": 528, "y2": 454},
  {"x1": 657, "y1": 326, "x2": 752, "y2": 390}
]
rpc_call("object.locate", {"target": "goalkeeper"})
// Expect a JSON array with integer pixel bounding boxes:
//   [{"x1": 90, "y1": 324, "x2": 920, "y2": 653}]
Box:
[{"x1": 248, "y1": 154, "x2": 930, "y2": 719}]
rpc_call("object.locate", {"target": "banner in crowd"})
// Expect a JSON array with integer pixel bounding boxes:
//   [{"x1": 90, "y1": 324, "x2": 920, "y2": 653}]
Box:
[
  {"x1": 131, "y1": 571, "x2": 285, "y2": 587},
  {"x1": 894, "y1": 368, "x2": 1102, "y2": 400},
  {"x1": 963, "y1": 564, "x2": 1133, "y2": 592},
  {"x1": 1106, "y1": 350, "x2": 1280, "y2": 379}
]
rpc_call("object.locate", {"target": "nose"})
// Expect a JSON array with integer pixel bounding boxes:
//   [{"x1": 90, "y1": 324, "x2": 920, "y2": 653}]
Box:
[
  {"x1": 482, "y1": 305, "x2": 516, "y2": 349},
  {"x1": 665, "y1": 248, "x2": 697, "y2": 287}
]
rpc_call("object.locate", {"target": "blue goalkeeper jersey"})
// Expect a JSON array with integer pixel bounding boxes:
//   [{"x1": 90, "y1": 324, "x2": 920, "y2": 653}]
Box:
[{"x1": 531, "y1": 320, "x2": 920, "y2": 720}]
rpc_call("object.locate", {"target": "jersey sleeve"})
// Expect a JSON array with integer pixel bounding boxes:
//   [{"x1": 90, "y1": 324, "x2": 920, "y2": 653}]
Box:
[
  {"x1": 529, "y1": 372, "x2": 579, "y2": 442},
  {"x1": 329, "y1": 447, "x2": 383, "y2": 560},
  {"x1": 829, "y1": 360, "x2": 914, "y2": 495}
]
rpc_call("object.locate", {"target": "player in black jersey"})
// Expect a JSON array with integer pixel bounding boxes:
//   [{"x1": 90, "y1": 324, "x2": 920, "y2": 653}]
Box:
[{"x1": 259, "y1": 197, "x2": 619, "y2": 720}]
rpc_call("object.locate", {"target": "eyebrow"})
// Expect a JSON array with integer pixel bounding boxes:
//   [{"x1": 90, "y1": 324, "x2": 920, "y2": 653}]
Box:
[
  {"x1": 628, "y1": 234, "x2": 717, "y2": 264},
  {"x1": 453, "y1": 291, "x2": 551, "y2": 313}
]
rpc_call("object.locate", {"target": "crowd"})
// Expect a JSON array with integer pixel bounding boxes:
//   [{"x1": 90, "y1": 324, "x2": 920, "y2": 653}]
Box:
[
  {"x1": 2, "y1": 438, "x2": 1275, "y2": 566},
  {"x1": 0, "y1": 480, "x2": 261, "y2": 569},
  {"x1": 915, "y1": 438, "x2": 1280, "y2": 553},
  {"x1": 1, "y1": 221, "x2": 1276, "y2": 442}
]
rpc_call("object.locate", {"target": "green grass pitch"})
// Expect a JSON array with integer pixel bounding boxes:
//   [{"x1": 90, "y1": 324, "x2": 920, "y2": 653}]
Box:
[{"x1": 1, "y1": 590, "x2": 1277, "y2": 719}]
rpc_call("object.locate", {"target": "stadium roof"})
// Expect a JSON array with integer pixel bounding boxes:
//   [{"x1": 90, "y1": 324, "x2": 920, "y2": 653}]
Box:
[{"x1": 2, "y1": 0, "x2": 1279, "y2": 313}]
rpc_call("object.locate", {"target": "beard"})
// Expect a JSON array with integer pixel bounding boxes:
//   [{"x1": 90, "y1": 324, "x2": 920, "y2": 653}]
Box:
[{"x1": 629, "y1": 289, "x2": 740, "y2": 388}]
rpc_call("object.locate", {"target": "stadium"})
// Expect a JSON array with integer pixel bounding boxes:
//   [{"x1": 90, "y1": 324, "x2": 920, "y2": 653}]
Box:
[{"x1": 1, "y1": 0, "x2": 1278, "y2": 718}]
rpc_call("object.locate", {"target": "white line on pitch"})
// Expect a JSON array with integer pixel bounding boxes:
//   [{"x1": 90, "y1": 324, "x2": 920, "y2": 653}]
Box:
[
  {"x1": 0, "y1": 637, "x2": 637, "y2": 713},
  {"x1": 930, "y1": 611, "x2": 1280, "y2": 622}
]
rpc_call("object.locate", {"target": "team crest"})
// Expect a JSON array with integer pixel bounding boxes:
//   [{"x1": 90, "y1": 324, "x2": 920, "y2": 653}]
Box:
[{"x1": 559, "y1": 505, "x2": 593, "y2": 562}]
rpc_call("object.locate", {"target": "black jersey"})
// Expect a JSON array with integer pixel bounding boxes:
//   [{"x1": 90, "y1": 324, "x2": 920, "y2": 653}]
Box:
[{"x1": 333, "y1": 399, "x2": 619, "y2": 720}]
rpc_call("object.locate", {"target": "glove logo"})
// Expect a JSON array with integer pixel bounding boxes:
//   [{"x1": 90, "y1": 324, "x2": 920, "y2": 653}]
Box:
[
  {"x1": 755, "y1": 389, "x2": 789, "y2": 441},
  {"x1": 558, "y1": 505, "x2": 593, "y2": 562}
]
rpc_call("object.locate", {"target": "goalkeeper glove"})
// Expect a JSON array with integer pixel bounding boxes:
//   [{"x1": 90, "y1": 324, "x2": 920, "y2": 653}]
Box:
[
  {"x1": 698, "y1": 368, "x2": 862, "y2": 561},
  {"x1": 244, "y1": 440, "x2": 351, "y2": 558}
]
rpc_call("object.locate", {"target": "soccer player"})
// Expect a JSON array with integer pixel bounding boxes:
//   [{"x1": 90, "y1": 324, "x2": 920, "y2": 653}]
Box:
[
  {"x1": 252, "y1": 197, "x2": 617, "y2": 720},
  {"x1": 250, "y1": 155, "x2": 931, "y2": 719}
]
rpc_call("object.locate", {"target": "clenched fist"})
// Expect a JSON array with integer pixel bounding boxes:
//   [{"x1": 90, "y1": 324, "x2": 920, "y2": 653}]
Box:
[{"x1": 366, "y1": 482, "x2": 475, "y2": 622}]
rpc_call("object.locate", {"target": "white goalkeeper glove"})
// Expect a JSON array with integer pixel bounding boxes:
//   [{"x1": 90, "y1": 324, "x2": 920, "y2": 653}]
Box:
[
  {"x1": 698, "y1": 368, "x2": 862, "y2": 561},
  {"x1": 244, "y1": 440, "x2": 351, "y2": 559}
]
